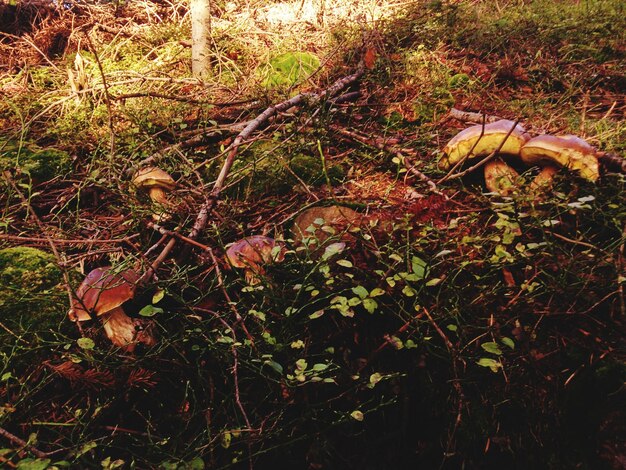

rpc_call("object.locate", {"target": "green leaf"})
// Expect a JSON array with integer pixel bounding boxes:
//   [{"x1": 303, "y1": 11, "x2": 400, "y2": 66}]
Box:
[
  {"x1": 77, "y1": 337, "x2": 95, "y2": 350},
  {"x1": 152, "y1": 289, "x2": 165, "y2": 304},
  {"x1": 501, "y1": 337, "x2": 515, "y2": 350},
  {"x1": 411, "y1": 256, "x2": 428, "y2": 279},
  {"x1": 350, "y1": 410, "x2": 364, "y2": 421},
  {"x1": 477, "y1": 357, "x2": 502, "y2": 372},
  {"x1": 369, "y1": 372, "x2": 383, "y2": 385},
  {"x1": 362, "y1": 298, "x2": 378, "y2": 314},
  {"x1": 446, "y1": 324, "x2": 457, "y2": 332},
  {"x1": 351, "y1": 285, "x2": 369, "y2": 299},
  {"x1": 138, "y1": 305, "x2": 163, "y2": 317},
  {"x1": 264, "y1": 360, "x2": 283, "y2": 375},
  {"x1": 336, "y1": 259, "x2": 353, "y2": 268},
  {"x1": 402, "y1": 285, "x2": 416, "y2": 297},
  {"x1": 309, "y1": 309, "x2": 325, "y2": 319},
  {"x1": 312, "y1": 363, "x2": 328, "y2": 371},
  {"x1": 481, "y1": 342, "x2": 503, "y2": 355},
  {"x1": 16, "y1": 459, "x2": 51, "y2": 470},
  {"x1": 369, "y1": 287, "x2": 385, "y2": 297},
  {"x1": 322, "y1": 242, "x2": 345, "y2": 260}
]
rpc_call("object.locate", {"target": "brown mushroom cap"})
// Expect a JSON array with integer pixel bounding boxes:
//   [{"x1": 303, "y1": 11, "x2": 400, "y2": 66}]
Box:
[
  {"x1": 225, "y1": 236, "x2": 285, "y2": 270},
  {"x1": 132, "y1": 167, "x2": 176, "y2": 190},
  {"x1": 69, "y1": 267, "x2": 139, "y2": 322},
  {"x1": 440, "y1": 119, "x2": 530, "y2": 169},
  {"x1": 520, "y1": 135, "x2": 599, "y2": 182},
  {"x1": 291, "y1": 205, "x2": 361, "y2": 245}
]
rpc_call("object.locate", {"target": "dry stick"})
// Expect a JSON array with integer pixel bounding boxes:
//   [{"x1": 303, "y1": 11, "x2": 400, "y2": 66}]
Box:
[
  {"x1": 148, "y1": 222, "x2": 213, "y2": 252},
  {"x1": 205, "y1": 249, "x2": 254, "y2": 422},
  {"x1": 402, "y1": 155, "x2": 440, "y2": 193},
  {"x1": 188, "y1": 66, "x2": 365, "y2": 243},
  {"x1": 442, "y1": 120, "x2": 521, "y2": 182},
  {"x1": 2, "y1": 171, "x2": 83, "y2": 334},
  {"x1": 0, "y1": 426, "x2": 50, "y2": 459},
  {"x1": 0, "y1": 234, "x2": 139, "y2": 245},
  {"x1": 134, "y1": 66, "x2": 364, "y2": 297},
  {"x1": 448, "y1": 107, "x2": 501, "y2": 124},
  {"x1": 125, "y1": 122, "x2": 248, "y2": 177}
]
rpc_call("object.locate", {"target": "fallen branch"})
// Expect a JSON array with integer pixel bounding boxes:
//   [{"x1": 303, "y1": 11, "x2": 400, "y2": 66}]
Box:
[
  {"x1": 138, "y1": 64, "x2": 365, "y2": 279},
  {"x1": 189, "y1": 65, "x2": 365, "y2": 242},
  {"x1": 448, "y1": 107, "x2": 501, "y2": 124},
  {"x1": 0, "y1": 425, "x2": 50, "y2": 459}
]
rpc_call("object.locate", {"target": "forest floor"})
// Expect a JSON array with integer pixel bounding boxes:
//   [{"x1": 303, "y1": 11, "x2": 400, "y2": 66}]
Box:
[{"x1": 0, "y1": 1, "x2": 625, "y2": 469}]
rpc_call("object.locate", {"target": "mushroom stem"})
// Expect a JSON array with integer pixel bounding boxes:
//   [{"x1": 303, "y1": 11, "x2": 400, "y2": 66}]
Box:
[
  {"x1": 148, "y1": 187, "x2": 168, "y2": 205},
  {"x1": 244, "y1": 268, "x2": 264, "y2": 286},
  {"x1": 101, "y1": 307, "x2": 137, "y2": 348}
]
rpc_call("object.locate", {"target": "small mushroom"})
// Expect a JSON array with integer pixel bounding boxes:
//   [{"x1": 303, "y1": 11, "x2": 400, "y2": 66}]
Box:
[
  {"x1": 439, "y1": 119, "x2": 530, "y2": 170},
  {"x1": 132, "y1": 167, "x2": 176, "y2": 221},
  {"x1": 520, "y1": 134, "x2": 600, "y2": 182},
  {"x1": 290, "y1": 205, "x2": 361, "y2": 247},
  {"x1": 69, "y1": 267, "x2": 155, "y2": 351},
  {"x1": 225, "y1": 236, "x2": 286, "y2": 285},
  {"x1": 529, "y1": 165, "x2": 559, "y2": 193},
  {"x1": 484, "y1": 158, "x2": 519, "y2": 196}
]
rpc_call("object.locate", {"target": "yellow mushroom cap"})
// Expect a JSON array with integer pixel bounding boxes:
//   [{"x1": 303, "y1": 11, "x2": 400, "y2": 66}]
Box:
[
  {"x1": 69, "y1": 267, "x2": 139, "y2": 322},
  {"x1": 440, "y1": 119, "x2": 530, "y2": 170},
  {"x1": 520, "y1": 135, "x2": 599, "y2": 182},
  {"x1": 132, "y1": 167, "x2": 176, "y2": 190}
]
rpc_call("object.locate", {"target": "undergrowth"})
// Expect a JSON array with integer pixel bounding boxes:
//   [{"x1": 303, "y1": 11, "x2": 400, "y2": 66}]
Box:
[{"x1": 0, "y1": 1, "x2": 624, "y2": 469}]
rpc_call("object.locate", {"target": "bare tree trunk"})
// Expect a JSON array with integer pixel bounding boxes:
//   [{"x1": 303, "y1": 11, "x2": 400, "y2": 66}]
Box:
[{"x1": 190, "y1": 0, "x2": 211, "y2": 80}]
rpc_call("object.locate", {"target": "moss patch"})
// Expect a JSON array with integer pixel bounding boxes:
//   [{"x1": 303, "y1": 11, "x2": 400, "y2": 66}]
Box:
[
  {"x1": 0, "y1": 141, "x2": 71, "y2": 182},
  {"x1": 0, "y1": 246, "x2": 67, "y2": 332}
]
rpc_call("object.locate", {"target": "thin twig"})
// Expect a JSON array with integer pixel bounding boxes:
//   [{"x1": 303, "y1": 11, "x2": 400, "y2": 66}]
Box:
[
  {"x1": 0, "y1": 426, "x2": 50, "y2": 459},
  {"x1": 423, "y1": 307, "x2": 465, "y2": 461},
  {"x1": 0, "y1": 234, "x2": 139, "y2": 245},
  {"x1": 440, "y1": 120, "x2": 520, "y2": 182},
  {"x1": 85, "y1": 35, "x2": 115, "y2": 158},
  {"x1": 2, "y1": 171, "x2": 82, "y2": 335},
  {"x1": 448, "y1": 107, "x2": 501, "y2": 124}
]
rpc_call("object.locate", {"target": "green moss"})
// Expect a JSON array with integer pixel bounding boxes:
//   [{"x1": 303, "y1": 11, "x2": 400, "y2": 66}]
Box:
[
  {"x1": 289, "y1": 154, "x2": 344, "y2": 186},
  {"x1": 0, "y1": 141, "x2": 71, "y2": 182},
  {"x1": 0, "y1": 247, "x2": 67, "y2": 332},
  {"x1": 261, "y1": 52, "x2": 320, "y2": 89}
]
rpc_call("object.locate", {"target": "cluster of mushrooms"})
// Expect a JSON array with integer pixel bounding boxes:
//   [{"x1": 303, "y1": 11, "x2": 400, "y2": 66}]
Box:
[
  {"x1": 68, "y1": 195, "x2": 360, "y2": 352},
  {"x1": 439, "y1": 119, "x2": 600, "y2": 195},
  {"x1": 68, "y1": 121, "x2": 601, "y2": 351}
]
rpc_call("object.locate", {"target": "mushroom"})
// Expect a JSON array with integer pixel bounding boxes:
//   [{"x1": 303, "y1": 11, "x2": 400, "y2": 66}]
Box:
[
  {"x1": 290, "y1": 205, "x2": 361, "y2": 247},
  {"x1": 439, "y1": 119, "x2": 530, "y2": 170},
  {"x1": 132, "y1": 167, "x2": 176, "y2": 221},
  {"x1": 520, "y1": 135, "x2": 600, "y2": 182},
  {"x1": 225, "y1": 236, "x2": 286, "y2": 285},
  {"x1": 484, "y1": 158, "x2": 520, "y2": 196},
  {"x1": 69, "y1": 267, "x2": 155, "y2": 351},
  {"x1": 529, "y1": 165, "x2": 559, "y2": 193}
]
